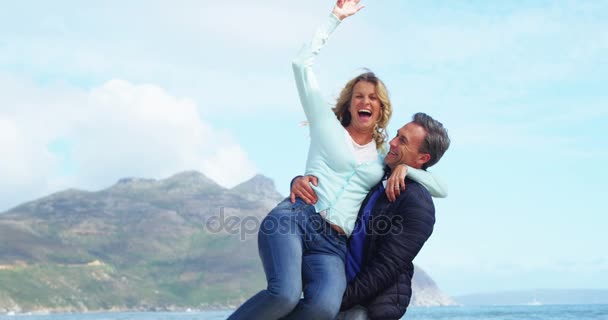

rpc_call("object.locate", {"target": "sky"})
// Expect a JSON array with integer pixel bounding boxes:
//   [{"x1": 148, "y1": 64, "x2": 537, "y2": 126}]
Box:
[{"x1": 1, "y1": 0, "x2": 607, "y2": 296}]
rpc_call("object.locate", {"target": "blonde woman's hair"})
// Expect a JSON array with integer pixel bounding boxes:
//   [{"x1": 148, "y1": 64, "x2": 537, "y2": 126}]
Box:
[{"x1": 332, "y1": 71, "x2": 392, "y2": 152}]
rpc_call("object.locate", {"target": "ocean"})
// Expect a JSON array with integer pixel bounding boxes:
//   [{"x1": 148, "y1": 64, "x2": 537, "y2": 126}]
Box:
[{"x1": 1, "y1": 305, "x2": 607, "y2": 320}]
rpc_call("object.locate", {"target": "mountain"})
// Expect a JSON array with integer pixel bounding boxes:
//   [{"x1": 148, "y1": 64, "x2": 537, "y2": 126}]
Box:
[
  {"x1": 411, "y1": 268, "x2": 457, "y2": 306},
  {"x1": 230, "y1": 174, "x2": 284, "y2": 208},
  {"x1": 0, "y1": 171, "x2": 454, "y2": 313},
  {"x1": 455, "y1": 289, "x2": 608, "y2": 306}
]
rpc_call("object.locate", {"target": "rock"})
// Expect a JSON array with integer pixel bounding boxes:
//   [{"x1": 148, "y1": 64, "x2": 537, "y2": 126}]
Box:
[{"x1": 411, "y1": 267, "x2": 458, "y2": 306}]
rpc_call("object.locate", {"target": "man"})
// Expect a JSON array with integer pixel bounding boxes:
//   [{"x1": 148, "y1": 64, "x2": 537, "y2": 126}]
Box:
[{"x1": 290, "y1": 112, "x2": 450, "y2": 319}]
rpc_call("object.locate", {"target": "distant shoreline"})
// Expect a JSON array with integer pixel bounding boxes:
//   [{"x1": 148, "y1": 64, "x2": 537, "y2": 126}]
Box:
[
  {"x1": 5, "y1": 303, "x2": 608, "y2": 316},
  {"x1": 0, "y1": 306, "x2": 235, "y2": 315}
]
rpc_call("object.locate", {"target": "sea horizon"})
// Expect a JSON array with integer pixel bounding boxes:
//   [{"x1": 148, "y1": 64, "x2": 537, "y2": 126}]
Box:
[{"x1": 2, "y1": 304, "x2": 607, "y2": 320}]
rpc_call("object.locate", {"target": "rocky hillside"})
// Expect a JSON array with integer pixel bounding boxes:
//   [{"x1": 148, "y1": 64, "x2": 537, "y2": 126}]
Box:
[
  {"x1": 0, "y1": 171, "x2": 454, "y2": 313},
  {"x1": 411, "y1": 268, "x2": 457, "y2": 306}
]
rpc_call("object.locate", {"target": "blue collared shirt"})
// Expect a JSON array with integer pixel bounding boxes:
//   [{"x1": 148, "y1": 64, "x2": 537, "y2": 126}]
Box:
[{"x1": 345, "y1": 182, "x2": 385, "y2": 282}]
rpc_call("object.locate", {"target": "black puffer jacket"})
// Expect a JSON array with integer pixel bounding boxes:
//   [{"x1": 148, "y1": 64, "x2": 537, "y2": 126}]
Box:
[{"x1": 341, "y1": 178, "x2": 436, "y2": 320}]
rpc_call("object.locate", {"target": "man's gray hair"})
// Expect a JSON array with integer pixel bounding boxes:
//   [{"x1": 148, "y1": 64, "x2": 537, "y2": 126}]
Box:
[{"x1": 412, "y1": 112, "x2": 450, "y2": 170}]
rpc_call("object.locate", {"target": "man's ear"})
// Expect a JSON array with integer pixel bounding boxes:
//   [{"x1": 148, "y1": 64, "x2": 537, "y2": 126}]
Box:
[{"x1": 418, "y1": 153, "x2": 431, "y2": 167}]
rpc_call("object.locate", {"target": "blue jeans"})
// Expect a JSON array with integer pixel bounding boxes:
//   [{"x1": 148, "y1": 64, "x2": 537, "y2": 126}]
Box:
[{"x1": 227, "y1": 198, "x2": 347, "y2": 320}]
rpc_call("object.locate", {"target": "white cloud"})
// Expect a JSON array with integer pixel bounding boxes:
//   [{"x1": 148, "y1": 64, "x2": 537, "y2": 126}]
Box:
[
  {"x1": 0, "y1": 74, "x2": 257, "y2": 211},
  {"x1": 201, "y1": 145, "x2": 257, "y2": 188},
  {"x1": 0, "y1": 1, "x2": 350, "y2": 117},
  {"x1": 0, "y1": 74, "x2": 79, "y2": 210},
  {"x1": 0, "y1": 117, "x2": 56, "y2": 189}
]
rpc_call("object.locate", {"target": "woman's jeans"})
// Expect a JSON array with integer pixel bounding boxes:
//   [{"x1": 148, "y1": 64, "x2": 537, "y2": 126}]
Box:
[{"x1": 227, "y1": 198, "x2": 347, "y2": 320}]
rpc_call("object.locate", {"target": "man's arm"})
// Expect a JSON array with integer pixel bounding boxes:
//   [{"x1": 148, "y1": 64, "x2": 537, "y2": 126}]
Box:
[
  {"x1": 341, "y1": 183, "x2": 436, "y2": 309},
  {"x1": 290, "y1": 175, "x2": 319, "y2": 204}
]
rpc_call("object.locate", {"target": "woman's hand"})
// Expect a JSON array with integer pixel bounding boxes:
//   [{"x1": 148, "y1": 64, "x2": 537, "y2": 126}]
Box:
[
  {"x1": 290, "y1": 175, "x2": 319, "y2": 204},
  {"x1": 385, "y1": 164, "x2": 408, "y2": 202},
  {"x1": 332, "y1": 0, "x2": 365, "y2": 21}
]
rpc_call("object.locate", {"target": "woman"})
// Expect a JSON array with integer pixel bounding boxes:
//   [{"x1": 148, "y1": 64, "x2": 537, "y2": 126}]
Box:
[{"x1": 228, "y1": 1, "x2": 445, "y2": 319}]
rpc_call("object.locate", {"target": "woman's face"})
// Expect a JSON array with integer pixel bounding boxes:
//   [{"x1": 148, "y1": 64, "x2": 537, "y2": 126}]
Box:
[{"x1": 347, "y1": 80, "x2": 382, "y2": 134}]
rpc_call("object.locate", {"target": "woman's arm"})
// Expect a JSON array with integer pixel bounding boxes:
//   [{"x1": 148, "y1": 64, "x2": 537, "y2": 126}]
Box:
[
  {"x1": 292, "y1": 0, "x2": 364, "y2": 125},
  {"x1": 407, "y1": 167, "x2": 448, "y2": 197},
  {"x1": 386, "y1": 165, "x2": 448, "y2": 201},
  {"x1": 333, "y1": 0, "x2": 365, "y2": 20}
]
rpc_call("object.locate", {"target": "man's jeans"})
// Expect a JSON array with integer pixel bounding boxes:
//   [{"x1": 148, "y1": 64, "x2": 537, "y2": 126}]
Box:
[{"x1": 227, "y1": 198, "x2": 347, "y2": 320}]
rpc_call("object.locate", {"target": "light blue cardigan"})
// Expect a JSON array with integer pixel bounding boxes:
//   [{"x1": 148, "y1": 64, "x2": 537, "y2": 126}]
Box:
[{"x1": 292, "y1": 14, "x2": 446, "y2": 236}]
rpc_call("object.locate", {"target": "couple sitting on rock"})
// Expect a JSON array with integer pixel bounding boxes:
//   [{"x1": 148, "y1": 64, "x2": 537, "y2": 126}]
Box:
[{"x1": 229, "y1": 1, "x2": 450, "y2": 319}]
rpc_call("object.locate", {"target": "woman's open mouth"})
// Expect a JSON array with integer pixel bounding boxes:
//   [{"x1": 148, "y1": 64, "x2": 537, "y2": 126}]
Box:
[{"x1": 358, "y1": 109, "x2": 372, "y2": 122}]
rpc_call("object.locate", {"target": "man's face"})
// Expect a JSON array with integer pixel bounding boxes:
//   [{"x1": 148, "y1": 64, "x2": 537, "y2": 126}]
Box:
[{"x1": 384, "y1": 122, "x2": 431, "y2": 170}]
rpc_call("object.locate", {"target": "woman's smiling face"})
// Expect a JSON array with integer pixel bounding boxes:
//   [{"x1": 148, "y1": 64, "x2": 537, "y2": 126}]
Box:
[{"x1": 347, "y1": 80, "x2": 382, "y2": 133}]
